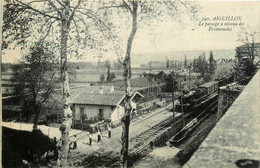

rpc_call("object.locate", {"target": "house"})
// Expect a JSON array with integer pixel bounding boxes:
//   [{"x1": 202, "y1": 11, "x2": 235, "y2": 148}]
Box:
[{"x1": 69, "y1": 85, "x2": 143, "y2": 125}]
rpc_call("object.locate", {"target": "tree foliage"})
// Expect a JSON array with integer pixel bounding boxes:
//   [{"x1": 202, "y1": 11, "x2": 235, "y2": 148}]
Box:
[
  {"x1": 193, "y1": 53, "x2": 210, "y2": 82},
  {"x1": 234, "y1": 26, "x2": 259, "y2": 80},
  {"x1": 97, "y1": 1, "x2": 199, "y2": 167},
  {"x1": 110, "y1": 72, "x2": 116, "y2": 81},
  {"x1": 3, "y1": 1, "x2": 112, "y2": 165},
  {"x1": 10, "y1": 42, "x2": 60, "y2": 129},
  {"x1": 184, "y1": 55, "x2": 187, "y2": 67},
  {"x1": 100, "y1": 74, "x2": 105, "y2": 83},
  {"x1": 209, "y1": 51, "x2": 217, "y2": 79}
]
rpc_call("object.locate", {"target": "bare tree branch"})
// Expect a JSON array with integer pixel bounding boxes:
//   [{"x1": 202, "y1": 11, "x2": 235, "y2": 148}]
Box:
[
  {"x1": 69, "y1": 0, "x2": 81, "y2": 21},
  {"x1": 56, "y1": 0, "x2": 66, "y2": 8},
  {"x1": 72, "y1": 18, "x2": 81, "y2": 43},
  {"x1": 123, "y1": 0, "x2": 132, "y2": 12},
  {"x1": 42, "y1": 19, "x2": 57, "y2": 40},
  {"x1": 75, "y1": 9, "x2": 110, "y2": 31},
  {"x1": 28, "y1": 0, "x2": 47, "y2": 6},
  {"x1": 46, "y1": 0, "x2": 62, "y2": 17},
  {"x1": 13, "y1": 0, "x2": 61, "y2": 20},
  {"x1": 98, "y1": 4, "x2": 125, "y2": 11}
]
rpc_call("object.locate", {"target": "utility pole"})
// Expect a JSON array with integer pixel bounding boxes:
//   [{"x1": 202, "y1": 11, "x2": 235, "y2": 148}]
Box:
[
  {"x1": 180, "y1": 81, "x2": 185, "y2": 127},
  {"x1": 172, "y1": 74, "x2": 175, "y2": 125},
  {"x1": 188, "y1": 65, "x2": 191, "y2": 91}
]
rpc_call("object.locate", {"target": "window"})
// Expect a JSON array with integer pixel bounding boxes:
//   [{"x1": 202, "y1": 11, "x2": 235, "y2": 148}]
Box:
[
  {"x1": 80, "y1": 108, "x2": 84, "y2": 115},
  {"x1": 80, "y1": 108, "x2": 86, "y2": 121},
  {"x1": 98, "y1": 109, "x2": 104, "y2": 120}
]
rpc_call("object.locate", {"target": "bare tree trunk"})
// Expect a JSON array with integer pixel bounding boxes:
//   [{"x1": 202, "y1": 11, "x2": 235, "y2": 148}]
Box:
[
  {"x1": 59, "y1": 2, "x2": 73, "y2": 166},
  {"x1": 33, "y1": 104, "x2": 40, "y2": 130},
  {"x1": 121, "y1": 2, "x2": 138, "y2": 168}
]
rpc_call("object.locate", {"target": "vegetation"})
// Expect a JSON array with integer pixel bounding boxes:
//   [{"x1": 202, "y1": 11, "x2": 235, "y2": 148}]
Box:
[
  {"x1": 234, "y1": 27, "x2": 259, "y2": 82},
  {"x1": 100, "y1": 74, "x2": 105, "y2": 83},
  {"x1": 3, "y1": 127, "x2": 57, "y2": 167},
  {"x1": 209, "y1": 51, "x2": 217, "y2": 80},
  {"x1": 184, "y1": 55, "x2": 188, "y2": 67},
  {"x1": 111, "y1": 72, "x2": 116, "y2": 81},
  {"x1": 98, "y1": 1, "x2": 198, "y2": 166},
  {"x1": 105, "y1": 60, "x2": 111, "y2": 82},
  {"x1": 193, "y1": 51, "x2": 217, "y2": 82},
  {"x1": 4, "y1": 0, "x2": 199, "y2": 167},
  {"x1": 1, "y1": 63, "x2": 13, "y2": 72},
  {"x1": 3, "y1": 0, "x2": 110, "y2": 165},
  {"x1": 10, "y1": 42, "x2": 59, "y2": 129}
]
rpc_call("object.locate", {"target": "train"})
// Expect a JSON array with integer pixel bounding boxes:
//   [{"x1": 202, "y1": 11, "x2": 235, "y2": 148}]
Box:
[
  {"x1": 169, "y1": 75, "x2": 235, "y2": 146},
  {"x1": 214, "y1": 74, "x2": 234, "y2": 87},
  {"x1": 170, "y1": 81, "x2": 220, "y2": 146},
  {"x1": 176, "y1": 81, "x2": 219, "y2": 113}
]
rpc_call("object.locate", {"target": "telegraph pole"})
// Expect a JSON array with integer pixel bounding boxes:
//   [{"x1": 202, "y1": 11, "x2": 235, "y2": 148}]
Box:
[
  {"x1": 188, "y1": 65, "x2": 191, "y2": 91},
  {"x1": 180, "y1": 81, "x2": 185, "y2": 127},
  {"x1": 172, "y1": 74, "x2": 175, "y2": 125}
]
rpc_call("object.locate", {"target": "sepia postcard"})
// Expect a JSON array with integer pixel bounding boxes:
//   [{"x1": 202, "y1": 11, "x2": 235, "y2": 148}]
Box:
[{"x1": 1, "y1": 0, "x2": 260, "y2": 167}]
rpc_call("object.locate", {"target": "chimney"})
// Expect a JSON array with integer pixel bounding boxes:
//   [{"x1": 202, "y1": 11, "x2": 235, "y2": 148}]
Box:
[
  {"x1": 99, "y1": 87, "x2": 103, "y2": 94},
  {"x1": 110, "y1": 85, "x2": 114, "y2": 92}
]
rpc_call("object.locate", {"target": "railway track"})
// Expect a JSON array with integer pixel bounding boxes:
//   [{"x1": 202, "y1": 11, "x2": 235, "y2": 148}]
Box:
[
  {"x1": 74, "y1": 95, "x2": 218, "y2": 167},
  {"x1": 130, "y1": 115, "x2": 173, "y2": 145},
  {"x1": 74, "y1": 105, "x2": 173, "y2": 167}
]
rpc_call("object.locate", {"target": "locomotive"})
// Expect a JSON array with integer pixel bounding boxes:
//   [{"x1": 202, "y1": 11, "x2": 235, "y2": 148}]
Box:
[{"x1": 176, "y1": 81, "x2": 219, "y2": 113}]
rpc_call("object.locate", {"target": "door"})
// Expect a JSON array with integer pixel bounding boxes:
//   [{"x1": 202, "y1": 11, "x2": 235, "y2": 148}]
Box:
[{"x1": 99, "y1": 109, "x2": 104, "y2": 120}]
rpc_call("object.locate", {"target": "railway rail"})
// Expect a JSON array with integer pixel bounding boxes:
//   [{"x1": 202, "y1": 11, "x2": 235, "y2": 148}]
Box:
[{"x1": 79, "y1": 97, "x2": 218, "y2": 167}]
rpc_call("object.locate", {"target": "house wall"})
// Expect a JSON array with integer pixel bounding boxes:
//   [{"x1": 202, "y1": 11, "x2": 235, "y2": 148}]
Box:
[
  {"x1": 111, "y1": 105, "x2": 124, "y2": 124},
  {"x1": 74, "y1": 104, "x2": 113, "y2": 121},
  {"x1": 110, "y1": 101, "x2": 137, "y2": 125}
]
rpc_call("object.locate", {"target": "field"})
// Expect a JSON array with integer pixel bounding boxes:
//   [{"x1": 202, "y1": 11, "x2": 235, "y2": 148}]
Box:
[{"x1": 1, "y1": 68, "x2": 144, "y2": 96}]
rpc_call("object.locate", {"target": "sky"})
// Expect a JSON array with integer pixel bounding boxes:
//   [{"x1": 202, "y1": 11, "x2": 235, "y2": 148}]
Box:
[{"x1": 2, "y1": 1, "x2": 260, "y2": 63}]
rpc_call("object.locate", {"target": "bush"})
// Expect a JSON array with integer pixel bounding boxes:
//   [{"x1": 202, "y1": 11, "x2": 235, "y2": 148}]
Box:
[{"x1": 2, "y1": 127, "x2": 57, "y2": 167}]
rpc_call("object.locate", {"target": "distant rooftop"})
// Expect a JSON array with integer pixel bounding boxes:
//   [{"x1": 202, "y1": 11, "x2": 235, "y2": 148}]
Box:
[
  {"x1": 70, "y1": 86, "x2": 125, "y2": 106},
  {"x1": 69, "y1": 85, "x2": 143, "y2": 106}
]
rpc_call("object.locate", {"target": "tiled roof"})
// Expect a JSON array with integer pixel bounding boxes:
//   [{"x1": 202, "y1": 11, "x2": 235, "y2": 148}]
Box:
[
  {"x1": 69, "y1": 85, "x2": 143, "y2": 106},
  {"x1": 70, "y1": 92, "x2": 125, "y2": 106},
  {"x1": 69, "y1": 86, "x2": 125, "y2": 106}
]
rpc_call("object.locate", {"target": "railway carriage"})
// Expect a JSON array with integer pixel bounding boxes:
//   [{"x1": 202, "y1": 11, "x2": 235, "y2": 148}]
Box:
[
  {"x1": 198, "y1": 81, "x2": 219, "y2": 95},
  {"x1": 176, "y1": 81, "x2": 219, "y2": 113}
]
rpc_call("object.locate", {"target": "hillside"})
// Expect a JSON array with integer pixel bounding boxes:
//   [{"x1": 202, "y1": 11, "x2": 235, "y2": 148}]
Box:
[{"x1": 131, "y1": 49, "x2": 235, "y2": 67}]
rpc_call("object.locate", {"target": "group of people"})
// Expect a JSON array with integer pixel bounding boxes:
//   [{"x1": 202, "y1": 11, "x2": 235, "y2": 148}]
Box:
[{"x1": 88, "y1": 123, "x2": 112, "y2": 146}]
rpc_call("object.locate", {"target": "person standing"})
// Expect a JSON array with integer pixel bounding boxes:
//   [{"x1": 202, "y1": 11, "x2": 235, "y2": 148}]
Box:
[
  {"x1": 89, "y1": 133, "x2": 92, "y2": 146},
  {"x1": 97, "y1": 130, "x2": 102, "y2": 143},
  {"x1": 73, "y1": 135, "x2": 77, "y2": 149},
  {"x1": 108, "y1": 125, "x2": 111, "y2": 138},
  {"x1": 68, "y1": 139, "x2": 73, "y2": 153}
]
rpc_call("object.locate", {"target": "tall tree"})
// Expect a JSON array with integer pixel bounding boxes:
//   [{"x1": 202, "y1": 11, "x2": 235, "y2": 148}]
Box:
[
  {"x1": 98, "y1": 1, "x2": 198, "y2": 167},
  {"x1": 184, "y1": 54, "x2": 188, "y2": 67},
  {"x1": 237, "y1": 26, "x2": 259, "y2": 65},
  {"x1": 236, "y1": 26, "x2": 259, "y2": 78},
  {"x1": 209, "y1": 51, "x2": 217, "y2": 79},
  {"x1": 3, "y1": 0, "x2": 109, "y2": 166},
  {"x1": 100, "y1": 74, "x2": 105, "y2": 83},
  {"x1": 192, "y1": 58, "x2": 196, "y2": 72},
  {"x1": 194, "y1": 53, "x2": 210, "y2": 82},
  {"x1": 105, "y1": 59, "x2": 111, "y2": 82},
  {"x1": 10, "y1": 42, "x2": 59, "y2": 129}
]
